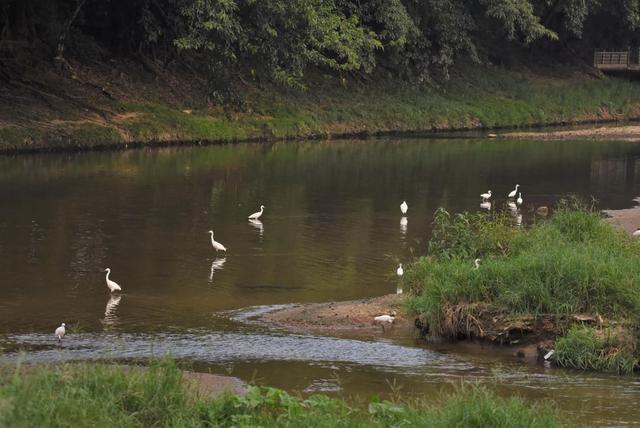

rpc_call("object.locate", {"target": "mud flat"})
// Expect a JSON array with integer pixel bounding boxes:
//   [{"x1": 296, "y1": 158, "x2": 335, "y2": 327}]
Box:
[
  {"x1": 258, "y1": 294, "x2": 409, "y2": 336},
  {"x1": 502, "y1": 124, "x2": 640, "y2": 141}
]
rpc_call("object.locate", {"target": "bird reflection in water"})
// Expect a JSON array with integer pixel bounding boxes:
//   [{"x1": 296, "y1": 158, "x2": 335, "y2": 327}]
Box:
[
  {"x1": 209, "y1": 257, "x2": 227, "y2": 282},
  {"x1": 400, "y1": 216, "x2": 408, "y2": 234},
  {"x1": 102, "y1": 294, "x2": 121, "y2": 326},
  {"x1": 248, "y1": 219, "x2": 264, "y2": 237}
]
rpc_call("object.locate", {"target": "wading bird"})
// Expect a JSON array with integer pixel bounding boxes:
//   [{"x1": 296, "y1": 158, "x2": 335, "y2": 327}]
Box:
[
  {"x1": 517, "y1": 192, "x2": 523, "y2": 206},
  {"x1": 55, "y1": 323, "x2": 65, "y2": 342},
  {"x1": 248, "y1": 205, "x2": 265, "y2": 220},
  {"x1": 373, "y1": 311, "x2": 396, "y2": 332},
  {"x1": 474, "y1": 258, "x2": 481, "y2": 269},
  {"x1": 208, "y1": 230, "x2": 227, "y2": 252},
  {"x1": 480, "y1": 190, "x2": 492, "y2": 201},
  {"x1": 508, "y1": 184, "x2": 520, "y2": 199},
  {"x1": 104, "y1": 268, "x2": 122, "y2": 293},
  {"x1": 400, "y1": 201, "x2": 408, "y2": 215},
  {"x1": 396, "y1": 263, "x2": 404, "y2": 277}
]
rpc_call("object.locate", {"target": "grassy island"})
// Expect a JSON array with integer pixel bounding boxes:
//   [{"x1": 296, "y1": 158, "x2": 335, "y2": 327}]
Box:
[{"x1": 405, "y1": 199, "x2": 640, "y2": 374}]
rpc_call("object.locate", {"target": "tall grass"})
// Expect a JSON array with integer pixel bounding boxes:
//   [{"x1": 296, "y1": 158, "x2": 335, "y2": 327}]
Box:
[
  {"x1": 408, "y1": 202, "x2": 640, "y2": 321},
  {"x1": 0, "y1": 360, "x2": 563, "y2": 427},
  {"x1": 554, "y1": 326, "x2": 638, "y2": 374}
]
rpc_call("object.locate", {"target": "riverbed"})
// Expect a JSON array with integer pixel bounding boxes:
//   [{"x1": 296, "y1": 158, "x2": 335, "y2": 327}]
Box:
[{"x1": 1, "y1": 138, "x2": 640, "y2": 426}]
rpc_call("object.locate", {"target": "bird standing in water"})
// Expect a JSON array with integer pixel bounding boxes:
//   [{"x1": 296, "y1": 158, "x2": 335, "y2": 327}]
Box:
[
  {"x1": 104, "y1": 268, "x2": 122, "y2": 293},
  {"x1": 55, "y1": 323, "x2": 66, "y2": 342}
]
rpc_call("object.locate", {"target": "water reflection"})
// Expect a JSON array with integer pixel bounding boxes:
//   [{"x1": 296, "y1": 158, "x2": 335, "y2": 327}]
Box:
[
  {"x1": 102, "y1": 295, "x2": 121, "y2": 326},
  {"x1": 248, "y1": 219, "x2": 264, "y2": 237},
  {"x1": 399, "y1": 216, "x2": 408, "y2": 235},
  {"x1": 480, "y1": 201, "x2": 492, "y2": 210},
  {"x1": 209, "y1": 258, "x2": 227, "y2": 282}
]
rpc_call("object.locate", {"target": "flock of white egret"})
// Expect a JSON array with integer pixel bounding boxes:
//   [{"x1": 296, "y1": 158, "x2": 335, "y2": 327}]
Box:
[
  {"x1": 53, "y1": 189, "x2": 522, "y2": 340},
  {"x1": 54, "y1": 204, "x2": 267, "y2": 342}
]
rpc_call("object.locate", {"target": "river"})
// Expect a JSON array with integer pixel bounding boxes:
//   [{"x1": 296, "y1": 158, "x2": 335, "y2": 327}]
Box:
[{"x1": 1, "y1": 138, "x2": 639, "y2": 426}]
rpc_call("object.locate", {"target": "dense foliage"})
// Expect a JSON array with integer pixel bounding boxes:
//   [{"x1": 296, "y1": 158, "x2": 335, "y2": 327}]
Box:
[
  {"x1": 405, "y1": 200, "x2": 640, "y2": 372},
  {"x1": 0, "y1": 360, "x2": 563, "y2": 427},
  {"x1": 2, "y1": 0, "x2": 640, "y2": 88}
]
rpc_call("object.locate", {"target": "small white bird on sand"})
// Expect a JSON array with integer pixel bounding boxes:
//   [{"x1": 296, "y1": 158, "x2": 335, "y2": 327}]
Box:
[
  {"x1": 374, "y1": 311, "x2": 397, "y2": 331},
  {"x1": 400, "y1": 201, "x2": 408, "y2": 215},
  {"x1": 55, "y1": 323, "x2": 66, "y2": 341},
  {"x1": 480, "y1": 190, "x2": 492, "y2": 201},
  {"x1": 248, "y1": 205, "x2": 265, "y2": 220},
  {"x1": 517, "y1": 192, "x2": 523, "y2": 206},
  {"x1": 633, "y1": 228, "x2": 640, "y2": 237},
  {"x1": 396, "y1": 263, "x2": 404, "y2": 276},
  {"x1": 104, "y1": 268, "x2": 122, "y2": 293},
  {"x1": 208, "y1": 230, "x2": 227, "y2": 252},
  {"x1": 508, "y1": 184, "x2": 520, "y2": 199},
  {"x1": 474, "y1": 258, "x2": 481, "y2": 269}
]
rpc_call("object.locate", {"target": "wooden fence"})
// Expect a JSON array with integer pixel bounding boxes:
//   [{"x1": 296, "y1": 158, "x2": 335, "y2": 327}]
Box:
[{"x1": 594, "y1": 49, "x2": 640, "y2": 70}]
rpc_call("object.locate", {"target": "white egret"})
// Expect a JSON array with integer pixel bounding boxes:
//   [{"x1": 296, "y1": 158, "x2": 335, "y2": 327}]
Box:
[
  {"x1": 508, "y1": 184, "x2": 520, "y2": 199},
  {"x1": 396, "y1": 263, "x2": 404, "y2": 276},
  {"x1": 633, "y1": 228, "x2": 640, "y2": 237},
  {"x1": 55, "y1": 323, "x2": 66, "y2": 341},
  {"x1": 474, "y1": 258, "x2": 481, "y2": 269},
  {"x1": 400, "y1": 201, "x2": 408, "y2": 215},
  {"x1": 104, "y1": 268, "x2": 122, "y2": 293},
  {"x1": 248, "y1": 205, "x2": 265, "y2": 220},
  {"x1": 517, "y1": 192, "x2": 523, "y2": 206},
  {"x1": 208, "y1": 230, "x2": 227, "y2": 252},
  {"x1": 373, "y1": 311, "x2": 396, "y2": 331},
  {"x1": 480, "y1": 190, "x2": 492, "y2": 201}
]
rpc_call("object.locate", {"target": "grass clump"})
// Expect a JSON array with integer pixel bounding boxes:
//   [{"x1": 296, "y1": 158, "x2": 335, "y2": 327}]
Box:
[
  {"x1": 0, "y1": 360, "x2": 563, "y2": 427},
  {"x1": 406, "y1": 199, "x2": 640, "y2": 372},
  {"x1": 554, "y1": 325, "x2": 638, "y2": 374}
]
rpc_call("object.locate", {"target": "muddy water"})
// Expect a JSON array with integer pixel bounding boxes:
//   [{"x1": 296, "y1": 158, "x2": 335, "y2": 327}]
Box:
[{"x1": 1, "y1": 138, "x2": 640, "y2": 426}]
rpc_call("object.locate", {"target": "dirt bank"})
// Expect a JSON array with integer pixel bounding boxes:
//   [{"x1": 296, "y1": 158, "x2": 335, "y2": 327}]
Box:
[
  {"x1": 259, "y1": 294, "x2": 409, "y2": 336},
  {"x1": 502, "y1": 124, "x2": 640, "y2": 141},
  {"x1": 182, "y1": 371, "x2": 246, "y2": 397},
  {"x1": 603, "y1": 198, "x2": 640, "y2": 234}
]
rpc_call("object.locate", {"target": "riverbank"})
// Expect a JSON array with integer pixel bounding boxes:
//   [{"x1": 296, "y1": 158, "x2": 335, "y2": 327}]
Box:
[
  {"x1": 405, "y1": 201, "x2": 640, "y2": 374},
  {"x1": 3, "y1": 60, "x2": 640, "y2": 153},
  {"x1": 502, "y1": 124, "x2": 640, "y2": 141},
  {"x1": 0, "y1": 359, "x2": 563, "y2": 427}
]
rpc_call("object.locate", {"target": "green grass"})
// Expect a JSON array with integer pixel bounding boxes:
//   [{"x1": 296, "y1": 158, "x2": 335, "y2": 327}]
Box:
[
  {"x1": 0, "y1": 360, "x2": 563, "y2": 427},
  {"x1": 554, "y1": 325, "x2": 638, "y2": 374},
  {"x1": 405, "y1": 199, "x2": 640, "y2": 372},
  {"x1": 4, "y1": 65, "x2": 640, "y2": 150}
]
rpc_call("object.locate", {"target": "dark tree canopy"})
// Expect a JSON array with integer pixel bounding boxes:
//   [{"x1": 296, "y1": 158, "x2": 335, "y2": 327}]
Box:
[{"x1": 2, "y1": 0, "x2": 640, "y2": 87}]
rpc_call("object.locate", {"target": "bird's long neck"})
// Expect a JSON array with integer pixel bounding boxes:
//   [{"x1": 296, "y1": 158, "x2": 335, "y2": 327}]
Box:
[
  {"x1": 210, "y1": 233, "x2": 215, "y2": 244},
  {"x1": 105, "y1": 270, "x2": 110, "y2": 281}
]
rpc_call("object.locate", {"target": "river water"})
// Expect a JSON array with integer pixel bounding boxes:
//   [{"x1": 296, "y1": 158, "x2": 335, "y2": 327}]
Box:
[{"x1": 1, "y1": 138, "x2": 639, "y2": 426}]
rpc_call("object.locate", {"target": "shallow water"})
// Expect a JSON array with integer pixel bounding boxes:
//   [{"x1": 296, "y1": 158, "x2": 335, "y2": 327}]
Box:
[{"x1": 1, "y1": 138, "x2": 640, "y2": 426}]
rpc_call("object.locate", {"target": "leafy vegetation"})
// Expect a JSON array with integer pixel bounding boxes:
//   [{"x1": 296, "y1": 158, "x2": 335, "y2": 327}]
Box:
[
  {"x1": 0, "y1": 360, "x2": 563, "y2": 427},
  {"x1": 3, "y1": 0, "x2": 640, "y2": 89},
  {"x1": 405, "y1": 199, "x2": 640, "y2": 372},
  {"x1": 554, "y1": 325, "x2": 638, "y2": 374}
]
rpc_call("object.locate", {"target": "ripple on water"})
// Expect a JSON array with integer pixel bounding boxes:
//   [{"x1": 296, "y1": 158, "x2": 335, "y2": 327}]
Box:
[{"x1": 2, "y1": 331, "x2": 472, "y2": 374}]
